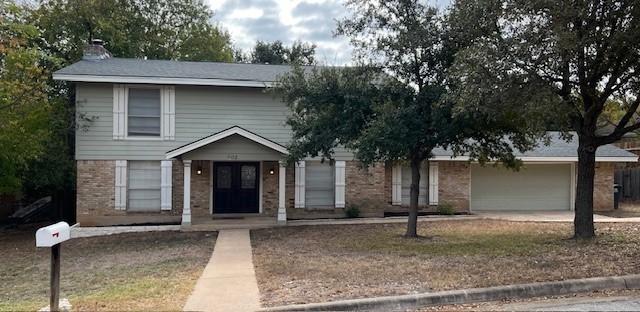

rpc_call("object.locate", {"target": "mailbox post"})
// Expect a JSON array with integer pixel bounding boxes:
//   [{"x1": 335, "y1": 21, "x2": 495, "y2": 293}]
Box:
[{"x1": 36, "y1": 222, "x2": 70, "y2": 312}]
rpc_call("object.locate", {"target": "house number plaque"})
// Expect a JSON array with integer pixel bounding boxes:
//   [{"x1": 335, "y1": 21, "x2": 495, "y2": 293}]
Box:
[{"x1": 227, "y1": 154, "x2": 238, "y2": 160}]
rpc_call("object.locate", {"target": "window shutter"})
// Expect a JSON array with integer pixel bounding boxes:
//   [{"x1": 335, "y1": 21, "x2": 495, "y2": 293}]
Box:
[
  {"x1": 392, "y1": 165, "x2": 402, "y2": 205},
  {"x1": 429, "y1": 162, "x2": 439, "y2": 205},
  {"x1": 161, "y1": 160, "x2": 172, "y2": 210},
  {"x1": 294, "y1": 161, "x2": 305, "y2": 208},
  {"x1": 113, "y1": 84, "x2": 126, "y2": 140},
  {"x1": 115, "y1": 160, "x2": 127, "y2": 210},
  {"x1": 335, "y1": 161, "x2": 346, "y2": 208},
  {"x1": 162, "y1": 86, "x2": 176, "y2": 141}
]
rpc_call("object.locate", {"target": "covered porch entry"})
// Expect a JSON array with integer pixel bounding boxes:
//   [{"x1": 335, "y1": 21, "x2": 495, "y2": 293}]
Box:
[{"x1": 166, "y1": 126, "x2": 289, "y2": 226}]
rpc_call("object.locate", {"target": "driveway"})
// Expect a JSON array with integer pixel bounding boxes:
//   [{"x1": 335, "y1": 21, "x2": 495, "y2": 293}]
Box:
[{"x1": 475, "y1": 211, "x2": 640, "y2": 222}]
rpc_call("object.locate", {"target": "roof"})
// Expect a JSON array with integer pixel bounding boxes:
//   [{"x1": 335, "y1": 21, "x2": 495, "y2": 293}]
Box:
[
  {"x1": 432, "y1": 132, "x2": 638, "y2": 162},
  {"x1": 53, "y1": 58, "x2": 301, "y2": 87},
  {"x1": 166, "y1": 126, "x2": 288, "y2": 159}
]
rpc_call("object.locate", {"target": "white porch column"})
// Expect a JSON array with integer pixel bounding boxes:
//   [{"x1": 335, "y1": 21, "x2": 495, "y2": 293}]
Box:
[
  {"x1": 182, "y1": 159, "x2": 192, "y2": 226},
  {"x1": 278, "y1": 161, "x2": 287, "y2": 226}
]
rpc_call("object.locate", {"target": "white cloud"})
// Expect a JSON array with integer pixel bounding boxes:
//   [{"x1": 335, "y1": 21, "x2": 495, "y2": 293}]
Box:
[
  {"x1": 208, "y1": 0, "x2": 453, "y2": 65},
  {"x1": 208, "y1": 0, "x2": 353, "y2": 65}
]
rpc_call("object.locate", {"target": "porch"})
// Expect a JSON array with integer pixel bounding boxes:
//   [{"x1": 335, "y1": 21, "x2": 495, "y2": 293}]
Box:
[{"x1": 165, "y1": 127, "x2": 289, "y2": 227}]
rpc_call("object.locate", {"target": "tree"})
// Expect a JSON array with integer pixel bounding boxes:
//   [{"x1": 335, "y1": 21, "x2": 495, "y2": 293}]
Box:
[
  {"x1": 0, "y1": 0, "x2": 235, "y2": 208},
  {"x1": 0, "y1": 1, "x2": 61, "y2": 194},
  {"x1": 32, "y1": 0, "x2": 234, "y2": 62},
  {"x1": 449, "y1": 0, "x2": 640, "y2": 238},
  {"x1": 245, "y1": 40, "x2": 316, "y2": 65},
  {"x1": 273, "y1": 0, "x2": 539, "y2": 237}
]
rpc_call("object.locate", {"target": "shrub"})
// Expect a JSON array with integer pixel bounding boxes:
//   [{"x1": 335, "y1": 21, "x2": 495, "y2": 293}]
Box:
[
  {"x1": 437, "y1": 203, "x2": 455, "y2": 215},
  {"x1": 345, "y1": 203, "x2": 360, "y2": 218}
]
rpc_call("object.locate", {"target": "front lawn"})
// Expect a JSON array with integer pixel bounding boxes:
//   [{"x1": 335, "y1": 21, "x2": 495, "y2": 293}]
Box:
[
  {"x1": 251, "y1": 220, "x2": 640, "y2": 307},
  {"x1": 0, "y1": 224, "x2": 216, "y2": 311}
]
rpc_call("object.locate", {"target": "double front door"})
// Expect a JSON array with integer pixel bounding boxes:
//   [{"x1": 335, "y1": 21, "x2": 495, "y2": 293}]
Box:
[{"x1": 213, "y1": 162, "x2": 259, "y2": 213}]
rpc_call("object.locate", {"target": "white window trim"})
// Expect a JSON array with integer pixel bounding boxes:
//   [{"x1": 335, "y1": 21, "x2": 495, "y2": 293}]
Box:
[
  {"x1": 161, "y1": 160, "x2": 172, "y2": 210},
  {"x1": 393, "y1": 162, "x2": 439, "y2": 206},
  {"x1": 429, "y1": 163, "x2": 439, "y2": 205},
  {"x1": 113, "y1": 85, "x2": 126, "y2": 140},
  {"x1": 392, "y1": 165, "x2": 402, "y2": 205},
  {"x1": 294, "y1": 161, "x2": 306, "y2": 208},
  {"x1": 335, "y1": 161, "x2": 346, "y2": 208},
  {"x1": 114, "y1": 160, "x2": 127, "y2": 210},
  {"x1": 113, "y1": 84, "x2": 175, "y2": 141}
]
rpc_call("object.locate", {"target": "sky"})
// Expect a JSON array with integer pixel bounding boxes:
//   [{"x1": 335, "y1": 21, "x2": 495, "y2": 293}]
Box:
[
  {"x1": 208, "y1": 0, "x2": 352, "y2": 65},
  {"x1": 208, "y1": 0, "x2": 452, "y2": 66}
]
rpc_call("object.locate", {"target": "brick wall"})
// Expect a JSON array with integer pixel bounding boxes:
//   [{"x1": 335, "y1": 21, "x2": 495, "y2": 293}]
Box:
[
  {"x1": 77, "y1": 160, "x2": 184, "y2": 225},
  {"x1": 345, "y1": 162, "x2": 386, "y2": 216},
  {"x1": 593, "y1": 162, "x2": 615, "y2": 211},
  {"x1": 77, "y1": 160, "x2": 118, "y2": 216},
  {"x1": 262, "y1": 161, "x2": 279, "y2": 216},
  {"x1": 190, "y1": 160, "x2": 211, "y2": 216},
  {"x1": 172, "y1": 160, "x2": 184, "y2": 212},
  {"x1": 438, "y1": 161, "x2": 471, "y2": 212}
]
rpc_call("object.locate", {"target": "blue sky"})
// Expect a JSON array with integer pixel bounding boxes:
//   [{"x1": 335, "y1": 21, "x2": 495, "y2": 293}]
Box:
[{"x1": 208, "y1": 0, "x2": 451, "y2": 65}]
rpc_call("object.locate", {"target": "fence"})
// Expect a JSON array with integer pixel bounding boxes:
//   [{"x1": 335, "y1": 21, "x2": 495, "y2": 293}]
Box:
[{"x1": 614, "y1": 167, "x2": 640, "y2": 202}]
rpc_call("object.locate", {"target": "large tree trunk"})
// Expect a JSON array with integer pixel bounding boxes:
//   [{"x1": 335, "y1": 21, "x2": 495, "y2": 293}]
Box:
[
  {"x1": 574, "y1": 136, "x2": 597, "y2": 239},
  {"x1": 405, "y1": 157, "x2": 421, "y2": 237}
]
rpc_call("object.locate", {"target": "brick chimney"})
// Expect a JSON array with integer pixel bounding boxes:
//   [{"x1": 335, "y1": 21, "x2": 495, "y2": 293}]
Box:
[{"x1": 83, "y1": 39, "x2": 113, "y2": 60}]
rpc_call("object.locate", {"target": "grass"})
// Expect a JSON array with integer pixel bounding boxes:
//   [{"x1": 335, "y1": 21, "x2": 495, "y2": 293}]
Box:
[
  {"x1": 251, "y1": 220, "x2": 640, "y2": 307},
  {"x1": 0, "y1": 224, "x2": 216, "y2": 311}
]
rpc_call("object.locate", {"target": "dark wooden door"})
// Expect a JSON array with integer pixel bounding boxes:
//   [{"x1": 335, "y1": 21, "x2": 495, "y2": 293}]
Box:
[{"x1": 213, "y1": 162, "x2": 259, "y2": 213}]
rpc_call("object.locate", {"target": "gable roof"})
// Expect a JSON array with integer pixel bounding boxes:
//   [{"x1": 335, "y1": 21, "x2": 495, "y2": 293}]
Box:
[
  {"x1": 432, "y1": 132, "x2": 638, "y2": 162},
  {"x1": 52, "y1": 58, "x2": 303, "y2": 87},
  {"x1": 166, "y1": 126, "x2": 288, "y2": 159}
]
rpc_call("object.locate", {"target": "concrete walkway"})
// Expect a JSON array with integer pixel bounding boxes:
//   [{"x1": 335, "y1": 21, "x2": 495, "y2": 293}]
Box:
[
  {"x1": 183, "y1": 229, "x2": 260, "y2": 312},
  {"x1": 70, "y1": 224, "x2": 180, "y2": 238}
]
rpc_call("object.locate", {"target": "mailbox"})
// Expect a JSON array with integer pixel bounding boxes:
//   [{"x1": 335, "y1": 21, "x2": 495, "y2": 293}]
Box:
[{"x1": 36, "y1": 222, "x2": 70, "y2": 247}]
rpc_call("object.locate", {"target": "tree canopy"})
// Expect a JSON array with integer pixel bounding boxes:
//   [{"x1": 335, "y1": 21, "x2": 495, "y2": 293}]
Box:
[
  {"x1": 31, "y1": 0, "x2": 235, "y2": 62},
  {"x1": 273, "y1": 0, "x2": 540, "y2": 237},
  {"x1": 448, "y1": 0, "x2": 640, "y2": 238},
  {"x1": 239, "y1": 40, "x2": 317, "y2": 65},
  {"x1": 0, "y1": 1, "x2": 61, "y2": 194}
]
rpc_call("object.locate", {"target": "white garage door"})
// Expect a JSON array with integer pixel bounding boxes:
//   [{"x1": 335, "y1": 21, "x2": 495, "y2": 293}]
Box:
[{"x1": 471, "y1": 164, "x2": 572, "y2": 211}]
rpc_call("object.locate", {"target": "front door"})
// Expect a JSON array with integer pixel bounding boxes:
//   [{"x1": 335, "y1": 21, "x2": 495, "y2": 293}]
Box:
[{"x1": 213, "y1": 162, "x2": 259, "y2": 213}]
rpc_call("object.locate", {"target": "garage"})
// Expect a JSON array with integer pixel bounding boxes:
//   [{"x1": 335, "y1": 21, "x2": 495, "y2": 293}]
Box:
[{"x1": 470, "y1": 163, "x2": 573, "y2": 211}]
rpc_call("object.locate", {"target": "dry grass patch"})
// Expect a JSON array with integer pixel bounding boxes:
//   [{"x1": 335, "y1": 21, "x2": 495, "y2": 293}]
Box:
[
  {"x1": 252, "y1": 220, "x2": 640, "y2": 307},
  {"x1": 0, "y1": 224, "x2": 216, "y2": 311}
]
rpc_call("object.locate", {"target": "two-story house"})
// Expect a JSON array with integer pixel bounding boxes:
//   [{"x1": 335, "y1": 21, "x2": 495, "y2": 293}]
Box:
[{"x1": 53, "y1": 44, "x2": 638, "y2": 227}]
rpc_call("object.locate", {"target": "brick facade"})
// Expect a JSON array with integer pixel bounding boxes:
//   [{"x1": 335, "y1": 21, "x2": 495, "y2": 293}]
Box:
[
  {"x1": 262, "y1": 161, "x2": 279, "y2": 216},
  {"x1": 190, "y1": 160, "x2": 210, "y2": 216},
  {"x1": 77, "y1": 160, "x2": 117, "y2": 216},
  {"x1": 438, "y1": 162, "x2": 471, "y2": 212},
  {"x1": 345, "y1": 162, "x2": 387, "y2": 217},
  {"x1": 76, "y1": 159, "x2": 619, "y2": 225},
  {"x1": 593, "y1": 162, "x2": 615, "y2": 211}
]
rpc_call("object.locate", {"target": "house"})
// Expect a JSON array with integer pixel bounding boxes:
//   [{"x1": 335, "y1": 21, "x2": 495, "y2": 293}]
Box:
[{"x1": 52, "y1": 44, "x2": 638, "y2": 227}]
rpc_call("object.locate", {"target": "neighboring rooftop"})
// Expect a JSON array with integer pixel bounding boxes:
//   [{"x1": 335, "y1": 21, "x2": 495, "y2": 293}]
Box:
[
  {"x1": 53, "y1": 58, "x2": 301, "y2": 87},
  {"x1": 432, "y1": 132, "x2": 638, "y2": 161}
]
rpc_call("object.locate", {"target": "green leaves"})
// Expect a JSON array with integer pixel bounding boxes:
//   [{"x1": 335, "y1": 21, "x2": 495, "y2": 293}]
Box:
[
  {"x1": 240, "y1": 40, "x2": 317, "y2": 65},
  {"x1": 32, "y1": 0, "x2": 235, "y2": 62},
  {"x1": 0, "y1": 5, "x2": 56, "y2": 194}
]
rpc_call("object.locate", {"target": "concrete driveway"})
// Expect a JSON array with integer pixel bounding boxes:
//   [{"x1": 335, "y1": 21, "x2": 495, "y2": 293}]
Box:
[{"x1": 474, "y1": 211, "x2": 640, "y2": 222}]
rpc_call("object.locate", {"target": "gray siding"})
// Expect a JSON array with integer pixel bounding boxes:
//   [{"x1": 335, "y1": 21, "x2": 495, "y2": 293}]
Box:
[
  {"x1": 182, "y1": 134, "x2": 283, "y2": 161},
  {"x1": 76, "y1": 83, "x2": 354, "y2": 160}
]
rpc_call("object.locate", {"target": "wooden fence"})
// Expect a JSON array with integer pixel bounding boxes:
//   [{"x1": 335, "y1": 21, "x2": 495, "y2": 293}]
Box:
[{"x1": 614, "y1": 167, "x2": 640, "y2": 202}]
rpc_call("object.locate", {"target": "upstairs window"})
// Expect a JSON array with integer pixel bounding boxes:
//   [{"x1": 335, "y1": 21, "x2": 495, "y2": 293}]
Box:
[
  {"x1": 128, "y1": 88, "x2": 161, "y2": 137},
  {"x1": 113, "y1": 84, "x2": 175, "y2": 140}
]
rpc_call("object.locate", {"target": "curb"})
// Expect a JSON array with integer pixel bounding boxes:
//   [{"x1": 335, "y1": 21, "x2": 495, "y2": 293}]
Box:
[{"x1": 259, "y1": 274, "x2": 640, "y2": 311}]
